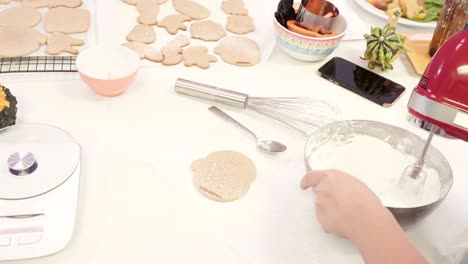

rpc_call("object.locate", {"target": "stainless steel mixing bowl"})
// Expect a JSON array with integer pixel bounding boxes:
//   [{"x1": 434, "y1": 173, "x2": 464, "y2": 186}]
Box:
[{"x1": 304, "y1": 120, "x2": 453, "y2": 226}]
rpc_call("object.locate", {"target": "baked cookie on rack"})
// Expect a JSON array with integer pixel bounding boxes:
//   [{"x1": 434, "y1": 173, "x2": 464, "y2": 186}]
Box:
[
  {"x1": 0, "y1": 26, "x2": 47, "y2": 57},
  {"x1": 46, "y1": 32, "x2": 84, "y2": 55},
  {"x1": 0, "y1": 6, "x2": 42, "y2": 27}
]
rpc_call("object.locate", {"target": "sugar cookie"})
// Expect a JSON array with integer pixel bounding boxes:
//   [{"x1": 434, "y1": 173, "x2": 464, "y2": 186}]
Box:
[
  {"x1": 173, "y1": 0, "x2": 209, "y2": 20},
  {"x1": 122, "y1": 42, "x2": 163, "y2": 62},
  {"x1": 191, "y1": 150, "x2": 256, "y2": 202},
  {"x1": 22, "y1": 0, "x2": 82, "y2": 8},
  {"x1": 0, "y1": 6, "x2": 41, "y2": 27},
  {"x1": 226, "y1": 15, "x2": 254, "y2": 34},
  {"x1": 46, "y1": 32, "x2": 84, "y2": 55},
  {"x1": 182, "y1": 45, "x2": 217, "y2": 69},
  {"x1": 0, "y1": 26, "x2": 47, "y2": 57},
  {"x1": 221, "y1": 0, "x2": 248, "y2": 15},
  {"x1": 214, "y1": 36, "x2": 260, "y2": 66},
  {"x1": 45, "y1": 7, "x2": 90, "y2": 34},
  {"x1": 190, "y1": 20, "x2": 226, "y2": 41},
  {"x1": 127, "y1": 24, "x2": 156, "y2": 44},
  {"x1": 157, "y1": 14, "x2": 191, "y2": 35},
  {"x1": 161, "y1": 35, "x2": 190, "y2": 66},
  {"x1": 136, "y1": 0, "x2": 159, "y2": 25}
]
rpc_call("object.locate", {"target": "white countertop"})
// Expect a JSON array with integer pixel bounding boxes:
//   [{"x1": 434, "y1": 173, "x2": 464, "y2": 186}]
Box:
[{"x1": 3, "y1": 0, "x2": 468, "y2": 263}]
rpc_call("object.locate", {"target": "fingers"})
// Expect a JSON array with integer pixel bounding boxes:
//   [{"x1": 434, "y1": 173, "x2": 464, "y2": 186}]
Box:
[{"x1": 300, "y1": 170, "x2": 329, "y2": 190}]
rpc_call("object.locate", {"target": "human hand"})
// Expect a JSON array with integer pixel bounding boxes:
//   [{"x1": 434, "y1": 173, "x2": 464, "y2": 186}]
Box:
[{"x1": 301, "y1": 169, "x2": 390, "y2": 240}]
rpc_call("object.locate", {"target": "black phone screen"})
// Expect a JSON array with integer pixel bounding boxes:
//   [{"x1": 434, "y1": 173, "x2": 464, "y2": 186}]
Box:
[{"x1": 317, "y1": 57, "x2": 406, "y2": 106}]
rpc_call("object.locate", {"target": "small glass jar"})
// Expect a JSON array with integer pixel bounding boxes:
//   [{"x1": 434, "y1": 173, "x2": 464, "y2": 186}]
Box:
[{"x1": 429, "y1": 0, "x2": 468, "y2": 57}]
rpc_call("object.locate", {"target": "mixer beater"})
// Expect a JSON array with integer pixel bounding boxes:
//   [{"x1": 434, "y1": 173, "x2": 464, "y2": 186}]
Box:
[{"x1": 175, "y1": 78, "x2": 339, "y2": 135}]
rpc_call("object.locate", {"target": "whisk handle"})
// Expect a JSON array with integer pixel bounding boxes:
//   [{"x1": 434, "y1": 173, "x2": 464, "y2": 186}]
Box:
[{"x1": 175, "y1": 78, "x2": 248, "y2": 108}]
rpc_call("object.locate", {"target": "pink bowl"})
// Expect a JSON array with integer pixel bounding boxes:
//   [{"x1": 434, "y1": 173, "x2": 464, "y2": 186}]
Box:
[{"x1": 76, "y1": 45, "x2": 140, "y2": 97}]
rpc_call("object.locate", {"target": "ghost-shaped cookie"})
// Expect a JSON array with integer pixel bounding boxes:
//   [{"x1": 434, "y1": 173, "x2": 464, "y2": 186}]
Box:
[{"x1": 136, "y1": 0, "x2": 159, "y2": 25}]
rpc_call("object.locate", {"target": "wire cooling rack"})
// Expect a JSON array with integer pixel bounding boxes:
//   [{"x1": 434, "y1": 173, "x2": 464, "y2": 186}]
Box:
[{"x1": 0, "y1": 56, "x2": 77, "y2": 73}]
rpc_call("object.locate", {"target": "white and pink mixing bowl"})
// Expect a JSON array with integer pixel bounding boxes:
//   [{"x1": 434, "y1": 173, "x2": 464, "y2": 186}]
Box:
[{"x1": 76, "y1": 45, "x2": 140, "y2": 97}]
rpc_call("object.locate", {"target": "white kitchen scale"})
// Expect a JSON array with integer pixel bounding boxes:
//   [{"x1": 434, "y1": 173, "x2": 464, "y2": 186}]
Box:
[{"x1": 0, "y1": 123, "x2": 81, "y2": 261}]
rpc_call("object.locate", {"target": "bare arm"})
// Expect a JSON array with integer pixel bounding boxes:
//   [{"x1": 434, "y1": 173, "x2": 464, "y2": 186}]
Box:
[
  {"x1": 349, "y1": 207, "x2": 429, "y2": 264},
  {"x1": 301, "y1": 170, "x2": 429, "y2": 264}
]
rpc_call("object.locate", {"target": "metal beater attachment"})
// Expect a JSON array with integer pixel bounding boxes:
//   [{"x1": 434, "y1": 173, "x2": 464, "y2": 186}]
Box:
[
  {"x1": 399, "y1": 131, "x2": 434, "y2": 196},
  {"x1": 175, "y1": 78, "x2": 339, "y2": 135}
]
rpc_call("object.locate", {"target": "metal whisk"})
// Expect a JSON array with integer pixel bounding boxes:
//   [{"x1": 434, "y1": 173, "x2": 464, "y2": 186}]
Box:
[{"x1": 175, "y1": 78, "x2": 339, "y2": 135}]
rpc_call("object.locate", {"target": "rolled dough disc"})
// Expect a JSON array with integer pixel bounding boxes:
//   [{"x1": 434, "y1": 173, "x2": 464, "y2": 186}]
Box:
[
  {"x1": 44, "y1": 7, "x2": 90, "y2": 34},
  {"x1": 0, "y1": 27, "x2": 47, "y2": 57},
  {"x1": 191, "y1": 150, "x2": 256, "y2": 202},
  {"x1": 0, "y1": 6, "x2": 42, "y2": 27}
]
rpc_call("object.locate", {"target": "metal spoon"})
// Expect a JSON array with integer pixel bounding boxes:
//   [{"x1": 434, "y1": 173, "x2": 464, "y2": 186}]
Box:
[{"x1": 209, "y1": 106, "x2": 287, "y2": 153}]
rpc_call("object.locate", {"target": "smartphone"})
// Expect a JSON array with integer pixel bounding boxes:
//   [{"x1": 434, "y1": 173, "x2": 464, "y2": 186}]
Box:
[{"x1": 317, "y1": 57, "x2": 406, "y2": 107}]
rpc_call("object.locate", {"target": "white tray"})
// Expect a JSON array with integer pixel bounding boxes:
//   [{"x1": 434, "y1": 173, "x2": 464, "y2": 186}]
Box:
[{"x1": 99, "y1": 0, "x2": 276, "y2": 67}]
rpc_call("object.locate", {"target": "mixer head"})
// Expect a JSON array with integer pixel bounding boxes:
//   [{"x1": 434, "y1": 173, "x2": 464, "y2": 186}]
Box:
[{"x1": 407, "y1": 24, "x2": 468, "y2": 142}]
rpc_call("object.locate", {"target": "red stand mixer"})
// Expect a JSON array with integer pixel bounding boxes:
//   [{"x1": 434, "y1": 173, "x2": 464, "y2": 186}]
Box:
[
  {"x1": 408, "y1": 24, "x2": 468, "y2": 142},
  {"x1": 397, "y1": 23, "x2": 468, "y2": 187}
]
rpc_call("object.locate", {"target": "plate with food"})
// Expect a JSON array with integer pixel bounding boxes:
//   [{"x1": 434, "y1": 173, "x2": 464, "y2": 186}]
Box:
[{"x1": 354, "y1": 0, "x2": 443, "y2": 28}]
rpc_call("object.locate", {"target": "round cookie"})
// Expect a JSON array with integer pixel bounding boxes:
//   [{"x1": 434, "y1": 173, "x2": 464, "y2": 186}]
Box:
[
  {"x1": 191, "y1": 150, "x2": 256, "y2": 202},
  {"x1": 0, "y1": 6, "x2": 42, "y2": 27},
  {"x1": 214, "y1": 36, "x2": 260, "y2": 66},
  {"x1": 0, "y1": 26, "x2": 47, "y2": 57}
]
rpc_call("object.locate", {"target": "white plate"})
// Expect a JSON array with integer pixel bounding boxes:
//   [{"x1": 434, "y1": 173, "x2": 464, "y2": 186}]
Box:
[{"x1": 353, "y1": 0, "x2": 437, "y2": 29}]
